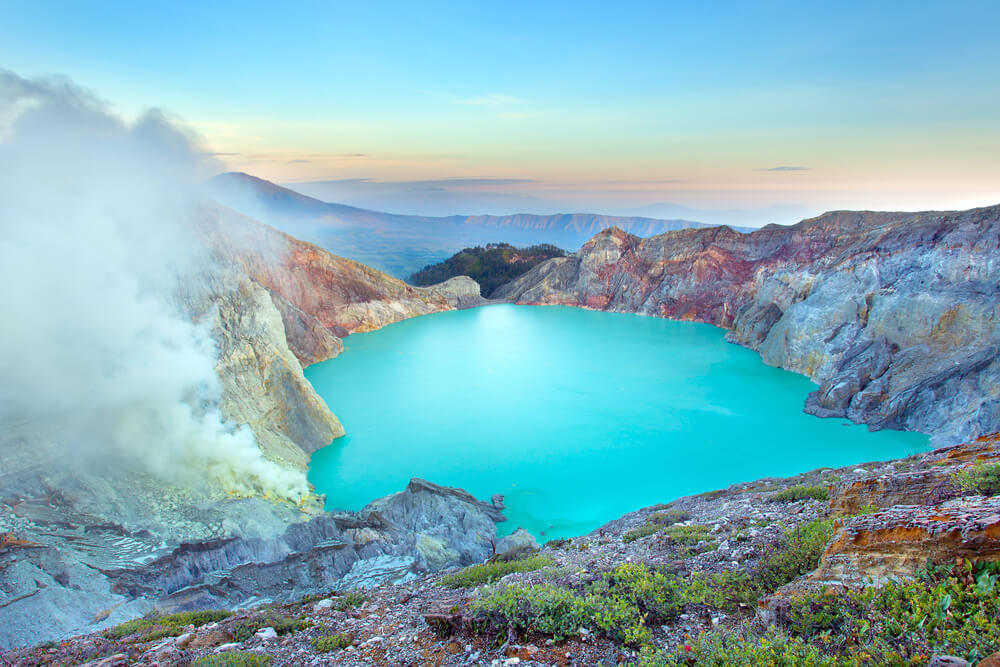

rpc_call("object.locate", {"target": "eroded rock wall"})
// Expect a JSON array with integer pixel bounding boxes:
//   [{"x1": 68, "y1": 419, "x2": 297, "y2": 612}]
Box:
[{"x1": 498, "y1": 206, "x2": 1000, "y2": 444}]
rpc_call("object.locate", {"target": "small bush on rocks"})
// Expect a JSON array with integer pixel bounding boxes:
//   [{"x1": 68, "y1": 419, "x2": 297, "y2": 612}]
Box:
[
  {"x1": 952, "y1": 462, "x2": 1000, "y2": 496},
  {"x1": 312, "y1": 632, "x2": 353, "y2": 652},
  {"x1": 649, "y1": 509, "x2": 691, "y2": 525},
  {"x1": 756, "y1": 519, "x2": 835, "y2": 591},
  {"x1": 623, "y1": 524, "x2": 661, "y2": 543},
  {"x1": 637, "y1": 627, "x2": 835, "y2": 666},
  {"x1": 103, "y1": 618, "x2": 154, "y2": 640},
  {"x1": 192, "y1": 652, "x2": 272, "y2": 667},
  {"x1": 770, "y1": 485, "x2": 829, "y2": 502},
  {"x1": 102, "y1": 609, "x2": 232, "y2": 641},
  {"x1": 470, "y1": 563, "x2": 685, "y2": 646},
  {"x1": 662, "y1": 524, "x2": 716, "y2": 557},
  {"x1": 440, "y1": 554, "x2": 553, "y2": 588},
  {"x1": 334, "y1": 590, "x2": 367, "y2": 611},
  {"x1": 230, "y1": 613, "x2": 309, "y2": 642}
]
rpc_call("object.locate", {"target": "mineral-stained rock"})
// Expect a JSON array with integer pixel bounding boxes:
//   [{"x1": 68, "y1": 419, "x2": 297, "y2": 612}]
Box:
[
  {"x1": 828, "y1": 434, "x2": 1000, "y2": 514},
  {"x1": 499, "y1": 206, "x2": 1000, "y2": 444},
  {"x1": 813, "y1": 497, "x2": 1000, "y2": 587}
]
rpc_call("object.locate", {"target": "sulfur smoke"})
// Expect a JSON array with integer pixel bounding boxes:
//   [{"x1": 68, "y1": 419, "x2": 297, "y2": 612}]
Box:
[{"x1": 0, "y1": 70, "x2": 308, "y2": 502}]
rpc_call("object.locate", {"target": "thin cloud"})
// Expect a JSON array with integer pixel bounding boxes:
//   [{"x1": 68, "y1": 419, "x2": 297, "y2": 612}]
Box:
[
  {"x1": 287, "y1": 159, "x2": 310, "y2": 164},
  {"x1": 457, "y1": 93, "x2": 523, "y2": 106},
  {"x1": 757, "y1": 166, "x2": 809, "y2": 171}
]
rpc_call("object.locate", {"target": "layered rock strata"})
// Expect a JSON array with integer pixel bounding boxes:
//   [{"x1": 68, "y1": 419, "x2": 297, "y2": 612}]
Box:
[{"x1": 497, "y1": 206, "x2": 1000, "y2": 444}]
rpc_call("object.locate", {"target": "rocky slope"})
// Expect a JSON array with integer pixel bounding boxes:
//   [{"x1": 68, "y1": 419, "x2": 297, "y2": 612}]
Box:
[
  {"x1": 497, "y1": 205, "x2": 1000, "y2": 445},
  {"x1": 12, "y1": 434, "x2": 1000, "y2": 666},
  {"x1": 0, "y1": 205, "x2": 488, "y2": 649}
]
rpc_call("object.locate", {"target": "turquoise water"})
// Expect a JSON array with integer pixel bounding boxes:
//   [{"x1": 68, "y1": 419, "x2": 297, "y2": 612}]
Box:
[{"x1": 306, "y1": 305, "x2": 928, "y2": 541}]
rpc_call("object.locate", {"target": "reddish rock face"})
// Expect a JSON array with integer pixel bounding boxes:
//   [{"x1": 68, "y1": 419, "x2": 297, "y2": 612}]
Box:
[
  {"x1": 195, "y1": 205, "x2": 479, "y2": 366},
  {"x1": 812, "y1": 498, "x2": 1000, "y2": 587},
  {"x1": 498, "y1": 205, "x2": 1000, "y2": 445}
]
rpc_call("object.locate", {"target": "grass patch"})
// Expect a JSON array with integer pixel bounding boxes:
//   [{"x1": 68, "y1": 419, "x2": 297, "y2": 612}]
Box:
[
  {"x1": 770, "y1": 485, "x2": 829, "y2": 502},
  {"x1": 662, "y1": 524, "x2": 716, "y2": 557},
  {"x1": 440, "y1": 554, "x2": 553, "y2": 588},
  {"x1": 952, "y1": 462, "x2": 1000, "y2": 496},
  {"x1": 545, "y1": 538, "x2": 572, "y2": 550},
  {"x1": 623, "y1": 524, "x2": 661, "y2": 543},
  {"x1": 103, "y1": 618, "x2": 154, "y2": 640},
  {"x1": 312, "y1": 632, "x2": 353, "y2": 652},
  {"x1": 192, "y1": 653, "x2": 272, "y2": 667},
  {"x1": 334, "y1": 590, "x2": 367, "y2": 611},
  {"x1": 102, "y1": 609, "x2": 232, "y2": 641},
  {"x1": 649, "y1": 509, "x2": 690, "y2": 526},
  {"x1": 230, "y1": 613, "x2": 310, "y2": 642}
]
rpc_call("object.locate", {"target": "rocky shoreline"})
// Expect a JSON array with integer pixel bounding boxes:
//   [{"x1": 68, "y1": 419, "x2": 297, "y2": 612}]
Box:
[
  {"x1": 497, "y1": 206, "x2": 1000, "y2": 446},
  {"x1": 8, "y1": 434, "x2": 1000, "y2": 666}
]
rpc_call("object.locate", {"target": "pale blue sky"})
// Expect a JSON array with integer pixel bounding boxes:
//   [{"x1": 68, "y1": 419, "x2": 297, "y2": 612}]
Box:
[{"x1": 2, "y1": 1, "x2": 999, "y2": 220}]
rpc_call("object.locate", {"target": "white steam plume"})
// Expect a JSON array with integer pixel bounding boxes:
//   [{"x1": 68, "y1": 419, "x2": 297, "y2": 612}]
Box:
[{"x1": 0, "y1": 70, "x2": 308, "y2": 502}]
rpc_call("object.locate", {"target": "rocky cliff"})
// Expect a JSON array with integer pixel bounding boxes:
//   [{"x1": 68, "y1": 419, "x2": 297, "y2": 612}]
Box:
[
  {"x1": 497, "y1": 205, "x2": 1000, "y2": 445},
  {"x1": 192, "y1": 205, "x2": 484, "y2": 468},
  {"x1": 0, "y1": 205, "x2": 489, "y2": 649}
]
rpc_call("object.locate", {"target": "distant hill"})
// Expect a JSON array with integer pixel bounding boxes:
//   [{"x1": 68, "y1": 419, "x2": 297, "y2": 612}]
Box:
[
  {"x1": 410, "y1": 243, "x2": 567, "y2": 297},
  {"x1": 206, "y1": 172, "x2": 733, "y2": 279}
]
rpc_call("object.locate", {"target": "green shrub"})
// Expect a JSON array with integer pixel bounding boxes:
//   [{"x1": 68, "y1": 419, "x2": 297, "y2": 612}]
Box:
[
  {"x1": 623, "y1": 524, "x2": 661, "y2": 543},
  {"x1": 770, "y1": 485, "x2": 829, "y2": 502},
  {"x1": 952, "y1": 462, "x2": 1000, "y2": 495},
  {"x1": 545, "y1": 538, "x2": 572, "y2": 549},
  {"x1": 334, "y1": 590, "x2": 367, "y2": 611},
  {"x1": 756, "y1": 519, "x2": 835, "y2": 591},
  {"x1": 663, "y1": 524, "x2": 716, "y2": 556},
  {"x1": 158, "y1": 609, "x2": 232, "y2": 629},
  {"x1": 469, "y1": 563, "x2": 684, "y2": 646},
  {"x1": 101, "y1": 609, "x2": 232, "y2": 641},
  {"x1": 192, "y1": 652, "x2": 272, "y2": 667},
  {"x1": 103, "y1": 618, "x2": 154, "y2": 640},
  {"x1": 440, "y1": 554, "x2": 553, "y2": 588},
  {"x1": 681, "y1": 571, "x2": 761, "y2": 610},
  {"x1": 470, "y1": 582, "x2": 592, "y2": 641},
  {"x1": 649, "y1": 509, "x2": 690, "y2": 525},
  {"x1": 312, "y1": 632, "x2": 353, "y2": 652},
  {"x1": 638, "y1": 627, "x2": 837, "y2": 666},
  {"x1": 786, "y1": 561, "x2": 1000, "y2": 663},
  {"x1": 230, "y1": 613, "x2": 309, "y2": 642}
]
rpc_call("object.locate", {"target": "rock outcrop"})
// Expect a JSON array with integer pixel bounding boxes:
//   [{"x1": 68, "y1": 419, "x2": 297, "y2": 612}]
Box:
[
  {"x1": 0, "y1": 206, "x2": 488, "y2": 649},
  {"x1": 497, "y1": 206, "x2": 1000, "y2": 444},
  {"x1": 0, "y1": 478, "x2": 506, "y2": 649}
]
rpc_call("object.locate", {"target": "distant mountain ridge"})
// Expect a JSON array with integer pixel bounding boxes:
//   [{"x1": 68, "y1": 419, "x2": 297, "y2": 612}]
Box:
[{"x1": 207, "y1": 172, "x2": 739, "y2": 278}]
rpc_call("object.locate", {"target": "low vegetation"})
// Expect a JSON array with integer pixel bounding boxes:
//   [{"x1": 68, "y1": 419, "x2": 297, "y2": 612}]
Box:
[
  {"x1": 409, "y1": 242, "x2": 566, "y2": 297},
  {"x1": 662, "y1": 524, "x2": 716, "y2": 557},
  {"x1": 103, "y1": 609, "x2": 232, "y2": 641},
  {"x1": 440, "y1": 553, "x2": 553, "y2": 588},
  {"x1": 640, "y1": 559, "x2": 1000, "y2": 665},
  {"x1": 192, "y1": 653, "x2": 272, "y2": 667},
  {"x1": 623, "y1": 523, "x2": 661, "y2": 543},
  {"x1": 230, "y1": 612, "x2": 311, "y2": 642},
  {"x1": 952, "y1": 462, "x2": 1000, "y2": 496},
  {"x1": 312, "y1": 632, "x2": 353, "y2": 652},
  {"x1": 770, "y1": 485, "x2": 830, "y2": 502},
  {"x1": 469, "y1": 518, "x2": 836, "y2": 648}
]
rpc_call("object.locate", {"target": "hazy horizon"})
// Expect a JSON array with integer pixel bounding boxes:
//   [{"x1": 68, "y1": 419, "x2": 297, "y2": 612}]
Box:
[{"x1": 3, "y1": 1, "x2": 998, "y2": 224}]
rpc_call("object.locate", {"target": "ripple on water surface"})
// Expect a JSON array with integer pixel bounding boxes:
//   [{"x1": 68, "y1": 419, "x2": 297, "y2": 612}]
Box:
[{"x1": 306, "y1": 304, "x2": 928, "y2": 541}]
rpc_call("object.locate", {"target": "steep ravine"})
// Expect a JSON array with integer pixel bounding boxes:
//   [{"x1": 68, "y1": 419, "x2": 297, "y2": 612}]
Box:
[{"x1": 497, "y1": 205, "x2": 1000, "y2": 445}]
